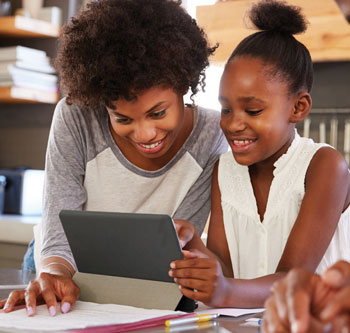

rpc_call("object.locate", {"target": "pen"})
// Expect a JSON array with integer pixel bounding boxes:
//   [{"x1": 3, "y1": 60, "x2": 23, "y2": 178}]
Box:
[{"x1": 165, "y1": 313, "x2": 219, "y2": 327}]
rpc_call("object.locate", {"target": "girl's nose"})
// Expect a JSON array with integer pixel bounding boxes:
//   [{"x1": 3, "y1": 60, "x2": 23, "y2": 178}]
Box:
[
  {"x1": 132, "y1": 122, "x2": 157, "y2": 143},
  {"x1": 226, "y1": 113, "x2": 247, "y2": 133}
]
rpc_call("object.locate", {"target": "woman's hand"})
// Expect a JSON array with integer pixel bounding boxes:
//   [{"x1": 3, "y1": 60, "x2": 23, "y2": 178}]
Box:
[
  {"x1": 169, "y1": 251, "x2": 230, "y2": 307},
  {"x1": 173, "y1": 219, "x2": 196, "y2": 249},
  {"x1": 0, "y1": 272, "x2": 80, "y2": 317},
  {"x1": 262, "y1": 261, "x2": 350, "y2": 333}
]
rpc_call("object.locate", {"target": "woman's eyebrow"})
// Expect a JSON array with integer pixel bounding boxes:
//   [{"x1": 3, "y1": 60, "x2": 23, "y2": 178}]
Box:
[{"x1": 145, "y1": 101, "x2": 166, "y2": 114}]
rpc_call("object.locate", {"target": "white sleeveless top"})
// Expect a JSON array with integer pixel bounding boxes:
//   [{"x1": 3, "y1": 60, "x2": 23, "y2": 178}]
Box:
[{"x1": 218, "y1": 132, "x2": 350, "y2": 279}]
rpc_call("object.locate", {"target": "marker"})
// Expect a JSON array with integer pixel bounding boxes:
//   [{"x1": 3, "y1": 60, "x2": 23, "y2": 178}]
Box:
[
  {"x1": 241, "y1": 317, "x2": 263, "y2": 327},
  {"x1": 165, "y1": 313, "x2": 219, "y2": 327}
]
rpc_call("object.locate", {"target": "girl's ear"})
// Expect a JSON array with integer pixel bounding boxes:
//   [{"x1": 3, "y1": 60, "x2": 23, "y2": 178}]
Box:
[{"x1": 289, "y1": 92, "x2": 312, "y2": 123}]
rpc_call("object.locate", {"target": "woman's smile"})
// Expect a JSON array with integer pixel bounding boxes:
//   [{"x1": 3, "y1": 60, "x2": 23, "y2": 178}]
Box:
[{"x1": 135, "y1": 136, "x2": 167, "y2": 154}]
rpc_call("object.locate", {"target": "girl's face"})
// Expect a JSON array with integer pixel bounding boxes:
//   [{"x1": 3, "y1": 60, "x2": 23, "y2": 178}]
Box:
[
  {"x1": 219, "y1": 56, "x2": 296, "y2": 167},
  {"x1": 107, "y1": 86, "x2": 187, "y2": 162}
]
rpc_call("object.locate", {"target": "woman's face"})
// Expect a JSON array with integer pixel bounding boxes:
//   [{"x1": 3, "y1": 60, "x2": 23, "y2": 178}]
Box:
[{"x1": 107, "y1": 86, "x2": 187, "y2": 162}]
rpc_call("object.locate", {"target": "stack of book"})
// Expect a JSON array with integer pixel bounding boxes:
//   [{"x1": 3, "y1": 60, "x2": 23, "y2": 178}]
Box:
[{"x1": 0, "y1": 45, "x2": 59, "y2": 103}]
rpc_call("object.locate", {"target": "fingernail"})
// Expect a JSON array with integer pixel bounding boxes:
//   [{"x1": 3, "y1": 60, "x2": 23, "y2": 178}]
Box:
[
  {"x1": 168, "y1": 270, "x2": 173, "y2": 277},
  {"x1": 323, "y1": 269, "x2": 343, "y2": 285},
  {"x1": 320, "y1": 306, "x2": 332, "y2": 321},
  {"x1": 291, "y1": 320, "x2": 301, "y2": 333},
  {"x1": 3, "y1": 303, "x2": 9, "y2": 311},
  {"x1": 27, "y1": 306, "x2": 34, "y2": 316},
  {"x1": 323, "y1": 323, "x2": 333, "y2": 333},
  {"x1": 61, "y1": 302, "x2": 71, "y2": 314},
  {"x1": 49, "y1": 305, "x2": 56, "y2": 317},
  {"x1": 170, "y1": 262, "x2": 175, "y2": 268}
]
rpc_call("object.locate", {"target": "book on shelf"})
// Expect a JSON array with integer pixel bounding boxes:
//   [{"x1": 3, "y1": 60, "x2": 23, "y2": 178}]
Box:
[
  {"x1": 0, "y1": 46, "x2": 47, "y2": 62},
  {"x1": 0, "y1": 65, "x2": 58, "y2": 93},
  {"x1": 15, "y1": 7, "x2": 63, "y2": 26},
  {"x1": 0, "y1": 60, "x2": 55, "y2": 74}
]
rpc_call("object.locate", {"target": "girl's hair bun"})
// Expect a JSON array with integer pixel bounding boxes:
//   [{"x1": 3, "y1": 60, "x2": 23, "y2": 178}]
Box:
[{"x1": 249, "y1": 0, "x2": 308, "y2": 35}]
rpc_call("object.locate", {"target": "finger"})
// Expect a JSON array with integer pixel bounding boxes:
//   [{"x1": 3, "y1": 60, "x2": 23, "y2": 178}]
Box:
[
  {"x1": 173, "y1": 277, "x2": 209, "y2": 293},
  {"x1": 308, "y1": 316, "x2": 328, "y2": 333},
  {"x1": 170, "y1": 267, "x2": 212, "y2": 280},
  {"x1": 320, "y1": 286, "x2": 350, "y2": 321},
  {"x1": 263, "y1": 297, "x2": 288, "y2": 333},
  {"x1": 24, "y1": 280, "x2": 42, "y2": 316},
  {"x1": 182, "y1": 250, "x2": 198, "y2": 259},
  {"x1": 170, "y1": 258, "x2": 214, "y2": 270},
  {"x1": 0, "y1": 298, "x2": 7, "y2": 309},
  {"x1": 331, "y1": 314, "x2": 350, "y2": 333},
  {"x1": 59, "y1": 282, "x2": 80, "y2": 314},
  {"x1": 322, "y1": 260, "x2": 350, "y2": 288},
  {"x1": 174, "y1": 220, "x2": 194, "y2": 248},
  {"x1": 2, "y1": 290, "x2": 25, "y2": 313},
  {"x1": 39, "y1": 274, "x2": 58, "y2": 316},
  {"x1": 270, "y1": 280, "x2": 288, "y2": 323},
  {"x1": 178, "y1": 285, "x2": 209, "y2": 304},
  {"x1": 285, "y1": 270, "x2": 315, "y2": 333}
]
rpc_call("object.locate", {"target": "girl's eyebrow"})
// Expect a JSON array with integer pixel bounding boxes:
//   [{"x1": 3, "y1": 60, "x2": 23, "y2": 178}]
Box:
[{"x1": 238, "y1": 96, "x2": 266, "y2": 103}]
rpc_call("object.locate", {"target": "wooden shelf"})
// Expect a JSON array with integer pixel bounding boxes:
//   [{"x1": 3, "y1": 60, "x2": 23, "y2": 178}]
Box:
[
  {"x1": 197, "y1": 0, "x2": 350, "y2": 64},
  {"x1": 0, "y1": 16, "x2": 60, "y2": 38},
  {"x1": 0, "y1": 86, "x2": 59, "y2": 104}
]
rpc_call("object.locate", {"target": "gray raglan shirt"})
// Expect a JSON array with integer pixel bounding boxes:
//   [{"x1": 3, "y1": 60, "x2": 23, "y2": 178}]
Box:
[{"x1": 40, "y1": 98, "x2": 228, "y2": 270}]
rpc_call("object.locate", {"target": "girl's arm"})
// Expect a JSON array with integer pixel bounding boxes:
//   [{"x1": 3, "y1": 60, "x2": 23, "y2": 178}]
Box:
[{"x1": 170, "y1": 147, "x2": 350, "y2": 308}]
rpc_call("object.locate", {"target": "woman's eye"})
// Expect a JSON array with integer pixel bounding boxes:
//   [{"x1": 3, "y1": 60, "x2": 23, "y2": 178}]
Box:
[
  {"x1": 246, "y1": 110, "x2": 262, "y2": 116},
  {"x1": 221, "y1": 108, "x2": 231, "y2": 115},
  {"x1": 114, "y1": 117, "x2": 131, "y2": 124},
  {"x1": 152, "y1": 109, "x2": 166, "y2": 118}
]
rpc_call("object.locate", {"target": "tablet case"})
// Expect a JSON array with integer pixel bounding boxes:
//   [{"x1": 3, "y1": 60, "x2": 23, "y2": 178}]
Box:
[{"x1": 59, "y1": 210, "x2": 195, "y2": 312}]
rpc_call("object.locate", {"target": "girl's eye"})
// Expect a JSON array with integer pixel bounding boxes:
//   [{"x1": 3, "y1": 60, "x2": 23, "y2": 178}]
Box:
[
  {"x1": 246, "y1": 110, "x2": 262, "y2": 116},
  {"x1": 151, "y1": 109, "x2": 166, "y2": 118},
  {"x1": 221, "y1": 108, "x2": 231, "y2": 115},
  {"x1": 114, "y1": 117, "x2": 131, "y2": 124}
]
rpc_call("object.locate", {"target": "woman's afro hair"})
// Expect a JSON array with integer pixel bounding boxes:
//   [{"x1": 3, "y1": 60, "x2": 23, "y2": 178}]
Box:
[{"x1": 54, "y1": 0, "x2": 217, "y2": 108}]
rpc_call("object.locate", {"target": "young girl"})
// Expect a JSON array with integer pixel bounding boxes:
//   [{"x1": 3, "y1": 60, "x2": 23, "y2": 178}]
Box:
[
  {"x1": 170, "y1": 0, "x2": 350, "y2": 308},
  {"x1": 1, "y1": 0, "x2": 227, "y2": 316}
]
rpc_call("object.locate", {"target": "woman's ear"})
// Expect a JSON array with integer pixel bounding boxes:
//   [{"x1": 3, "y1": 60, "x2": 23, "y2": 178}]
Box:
[{"x1": 289, "y1": 92, "x2": 312, "y2": 123}]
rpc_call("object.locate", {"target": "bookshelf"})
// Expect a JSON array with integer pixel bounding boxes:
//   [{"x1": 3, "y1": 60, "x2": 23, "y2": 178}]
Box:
[
  {"x1": 0, "y1": 16, "x2": 60, "y2": 104},
  {"x1": 0, "y1": 86, "x2": 58, "y2": 104},
  {"x1": 0, "y1": 16, "x2": 60, "y2": 38}
]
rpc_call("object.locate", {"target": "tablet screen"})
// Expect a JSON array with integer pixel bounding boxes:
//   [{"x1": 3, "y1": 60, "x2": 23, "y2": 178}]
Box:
[{"x1": 59, "y1": 210, "x2": 183, "y2": 283}]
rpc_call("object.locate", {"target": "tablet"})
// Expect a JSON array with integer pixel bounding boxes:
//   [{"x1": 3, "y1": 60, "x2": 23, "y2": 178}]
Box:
[{"x1": 59, "y1": 210, "x2": 183, "y2": 283}]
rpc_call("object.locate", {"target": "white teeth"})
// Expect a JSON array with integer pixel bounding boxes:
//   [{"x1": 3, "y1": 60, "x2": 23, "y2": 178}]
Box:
[
  {"x1": 233, "y1": 139, "x2": 254, "y2": 146},
  {"x1": 140, "y1": 141, "x2": 161, "y2": 149}
]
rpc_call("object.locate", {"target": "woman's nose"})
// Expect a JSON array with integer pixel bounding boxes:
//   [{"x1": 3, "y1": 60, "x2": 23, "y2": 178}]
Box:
[{"x1": 132, "y1": 122, "x2": 157, "y2": 143}]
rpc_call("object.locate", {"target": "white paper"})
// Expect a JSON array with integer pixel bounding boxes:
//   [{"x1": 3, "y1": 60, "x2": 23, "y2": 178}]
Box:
[{"x1": 0, "y1": 301, "x2": 181, "y2": 331}]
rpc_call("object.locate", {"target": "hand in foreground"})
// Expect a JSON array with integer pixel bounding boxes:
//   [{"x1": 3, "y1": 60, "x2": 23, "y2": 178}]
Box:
[
  {"x1": 262, "y1": 260, "x2": 350, "y2": 333},
  {"x1": 0, "y1": 272, "x2": 80, "y2": 317},
  {"x1": 173, "y1": 219, "x2": 196, "y2": 249},
  {"x1": 169, "y1": 250, "x2": 230, "y2": 307}
]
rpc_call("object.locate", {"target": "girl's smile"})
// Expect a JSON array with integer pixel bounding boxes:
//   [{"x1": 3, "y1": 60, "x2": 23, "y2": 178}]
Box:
[{"x1": 229, "y1": 137, "x2": 257, "y2": 153}]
